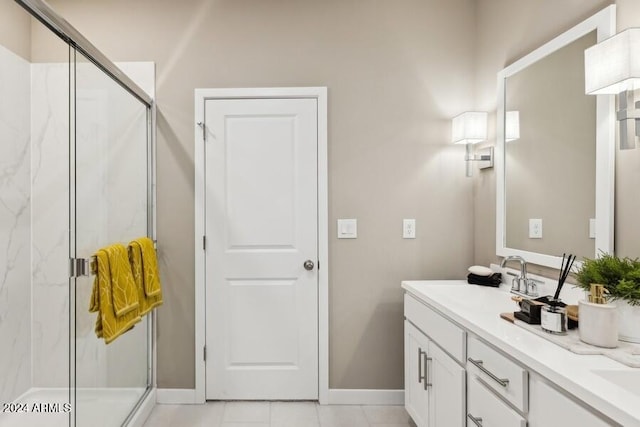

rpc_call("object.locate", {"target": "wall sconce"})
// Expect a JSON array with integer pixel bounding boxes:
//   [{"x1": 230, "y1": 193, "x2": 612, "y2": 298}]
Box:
[
  {"x1": 451, "y1": 111, "x2": 493, "y2": 177},
  {"x1": 585, "y1": 28, "x2": 640, "y2": 149},
  {"x1": 506, "y1": 111, "x2": 520, "y2": 142}
]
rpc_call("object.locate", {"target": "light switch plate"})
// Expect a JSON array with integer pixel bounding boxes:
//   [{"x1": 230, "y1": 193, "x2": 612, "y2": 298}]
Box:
[
  {"x1": 589, "y1": 218, "x2": 596, "y2": 239},
  {"x1": 337, "y1": 219, "x2": 357, "y2": 239},
  {"x1": 403, "y1": 219, "x2": 416, "y2": 239},
  {"x1": 529, "y1": 218, "x2": 542, "y2": 239}
]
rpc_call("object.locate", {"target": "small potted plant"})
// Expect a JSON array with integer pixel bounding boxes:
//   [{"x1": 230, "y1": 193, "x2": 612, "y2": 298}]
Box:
[{"x1": 575, "y1": 253, "x2": 640, "y2": 343}]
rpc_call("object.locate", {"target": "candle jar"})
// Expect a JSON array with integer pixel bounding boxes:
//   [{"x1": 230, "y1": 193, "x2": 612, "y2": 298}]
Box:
[{"x1": 541, "y1": 300, "x2": 567, "y2": 335}]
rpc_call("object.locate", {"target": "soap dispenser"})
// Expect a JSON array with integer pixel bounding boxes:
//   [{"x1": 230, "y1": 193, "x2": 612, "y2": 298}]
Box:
[{"x1": 578, "y1": 284, "x2": 618, "y2": 348}]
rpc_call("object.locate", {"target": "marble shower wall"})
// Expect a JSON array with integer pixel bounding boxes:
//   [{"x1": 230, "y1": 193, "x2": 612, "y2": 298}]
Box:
[
  {"x1": 0, "y1": 44, "x2": 32, "y2": 403},
  {"x1": 1, "y1": 53, "x2": 153, "y2": 396},
  {"x1": 30, "y1": 62, "x2": 70, "y2": 388}
]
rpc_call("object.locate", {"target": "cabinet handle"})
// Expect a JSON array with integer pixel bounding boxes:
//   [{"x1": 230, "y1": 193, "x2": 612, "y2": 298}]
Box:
[
  {"x1": 418, "y1": 348, "x2": 426, "y2": 384},
  {"x1": 467, "y1": 413, "x2": 483, "y2": 426},
  {"x1": 424, "y1": 353, "x2": 432, "y2": 390},
  {"x1": 467, "y1": 357, "x2": 510, "y2": 387}
]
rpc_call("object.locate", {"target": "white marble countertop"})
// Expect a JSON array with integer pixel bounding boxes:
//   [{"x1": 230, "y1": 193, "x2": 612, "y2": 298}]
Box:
[{"x1": 402, "y1": 280, "x2": 640, "y2": 427}]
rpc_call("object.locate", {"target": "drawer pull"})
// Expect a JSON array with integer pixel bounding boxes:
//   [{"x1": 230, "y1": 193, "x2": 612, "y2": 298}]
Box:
[
  {"x1": 467, "y1": 357, "x2": 509, "y2": 387},
  {"x1": 467, "y1": 413, "x2": 483, "y2": 426},
  {"x1": 424, "y1": 354, "x2": 432, "y2": 389}
]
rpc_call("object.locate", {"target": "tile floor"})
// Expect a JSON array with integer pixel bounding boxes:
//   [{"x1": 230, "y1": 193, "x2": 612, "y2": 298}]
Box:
[{"x1": 143, "y1": 401, "x2": 415, "y2": 427}]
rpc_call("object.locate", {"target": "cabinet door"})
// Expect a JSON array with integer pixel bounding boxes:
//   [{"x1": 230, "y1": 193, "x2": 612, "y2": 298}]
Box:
[
  {"x1": 405, "y1": 321, "x2": 430, "y2": 427},
  {"x1": 429, "y1": 343, "x2": 466, "y2": 427},
  {"x1": 528, "y1": 375, "x2": 612, "y2": 427}
]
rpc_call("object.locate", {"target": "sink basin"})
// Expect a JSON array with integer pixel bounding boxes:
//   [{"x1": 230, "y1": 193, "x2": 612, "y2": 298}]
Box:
[{"x1": 592, "y1": 369, "x2": 640, "y2": 395}]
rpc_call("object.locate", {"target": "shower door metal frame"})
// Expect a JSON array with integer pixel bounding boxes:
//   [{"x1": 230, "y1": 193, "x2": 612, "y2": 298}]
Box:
[
  {"x1": 13, "y1": 1, "x2": 157, "y2": 426},
  {"x1": 15, "y1": 0, "x2": 152, "y2": 108}
]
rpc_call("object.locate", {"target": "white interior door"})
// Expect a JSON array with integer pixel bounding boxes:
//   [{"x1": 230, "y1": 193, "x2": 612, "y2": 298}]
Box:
[{"x1": 204, "y1": 97, "x2": 318, "y2": 400}]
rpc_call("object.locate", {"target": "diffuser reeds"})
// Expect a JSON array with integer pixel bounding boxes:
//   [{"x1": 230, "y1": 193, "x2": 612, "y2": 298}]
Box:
[{"x1": 553, "y1": 253, "x2": 576, "y2": 301}]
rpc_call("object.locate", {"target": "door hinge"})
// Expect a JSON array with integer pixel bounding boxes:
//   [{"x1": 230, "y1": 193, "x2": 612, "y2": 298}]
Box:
[
  {"x1": 197, "y1": 121, "x2": 205, "y2": 141},
  {"x1": 203, "y1": 235, "x2": 206, "y2": 251},
  {"x1": 203, "y1": 346, "x2": 207, "y2": 361}
]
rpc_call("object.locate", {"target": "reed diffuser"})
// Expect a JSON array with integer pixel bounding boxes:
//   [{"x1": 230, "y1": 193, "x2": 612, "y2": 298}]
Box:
[{"x1": 541, "y1": 253, "x2": 575, "y2": 334}]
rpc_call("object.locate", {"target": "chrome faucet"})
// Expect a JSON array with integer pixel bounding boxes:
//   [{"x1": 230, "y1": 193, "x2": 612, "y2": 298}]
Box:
[{"x1": 500, "y1": 256, "x2": 539, "y2": 296}]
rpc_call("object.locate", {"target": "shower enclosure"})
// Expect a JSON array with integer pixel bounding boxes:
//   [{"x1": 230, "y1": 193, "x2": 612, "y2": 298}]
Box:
[{"x1": 0, "y1": 0, "x2": 156, "y2": 426}]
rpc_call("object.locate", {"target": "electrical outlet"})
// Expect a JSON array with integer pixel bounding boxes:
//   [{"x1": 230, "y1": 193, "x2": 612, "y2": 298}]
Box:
[
  {"x1": 403, "y1": 219, "x2": 416, "y2": 239},
  {"x1": 529, "y1": 218, "x2": 542, "y2": 239}
]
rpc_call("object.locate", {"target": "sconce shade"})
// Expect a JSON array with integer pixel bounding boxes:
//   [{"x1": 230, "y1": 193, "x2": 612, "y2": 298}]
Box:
[
  {"x1": 451, "y1": 111, "x2": 487, "y2": 144},
  {"x1": 585, "y1": 28, "x2": 640, "y2": 95},
  {"x1": 505, "y1": 111, "x2": 520, "y2": 142}
]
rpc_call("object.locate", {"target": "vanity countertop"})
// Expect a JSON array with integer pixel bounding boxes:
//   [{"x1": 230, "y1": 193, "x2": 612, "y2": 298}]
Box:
[{"x1": 402, "y1": 280, "x2": 640, "y2": 427}]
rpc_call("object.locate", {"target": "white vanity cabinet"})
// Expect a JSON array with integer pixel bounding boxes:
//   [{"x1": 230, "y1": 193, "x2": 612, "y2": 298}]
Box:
[
  {"x1": 466, "y1": 335, "x2": 527, "y2": 426},
  {"x1": 467, "y1": 375, "x2": 526, "y2": 427},
  {"x1": 528, "y1": 375, "x2": 612, "y2": 427},
  {"x1": 403, "y1": 286, "x2": 618, "y2": 427},
  {"x1": 467, "y1": 335, "x2": 528, "y2": 412},
  {"x1": 404, "y1": 295, "x2": 466, "y2": 427}
]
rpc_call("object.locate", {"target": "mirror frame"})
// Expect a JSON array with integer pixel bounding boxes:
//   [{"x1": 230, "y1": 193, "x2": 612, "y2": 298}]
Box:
[{"x1": 496, "y1": 5, "x2": 616, "y2": 268}]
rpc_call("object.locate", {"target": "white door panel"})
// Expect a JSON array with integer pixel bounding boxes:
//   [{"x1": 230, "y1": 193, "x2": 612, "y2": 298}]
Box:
[{"x1": 205, "y1": 98, "x2": 318, "y2": 400}]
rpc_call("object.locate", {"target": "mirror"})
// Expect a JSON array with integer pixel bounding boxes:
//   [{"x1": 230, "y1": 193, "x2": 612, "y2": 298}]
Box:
[{"x1": 496, "y1": 6, "x2": 616, "y2": 269}]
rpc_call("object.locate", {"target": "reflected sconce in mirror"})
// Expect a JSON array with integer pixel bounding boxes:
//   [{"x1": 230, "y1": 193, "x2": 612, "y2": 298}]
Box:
[
  {"x1": 451, "y1": 111, "x2": 493, "y2": 177},
  {"x1": 585, "y1": 28, "x2": 640, "y2": 149},
  {"x1": 505, "y1": 111, "x2": 520, "y2": 142}
]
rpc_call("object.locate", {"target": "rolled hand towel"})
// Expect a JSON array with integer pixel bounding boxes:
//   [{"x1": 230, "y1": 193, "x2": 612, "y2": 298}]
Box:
[{"x1": 467, "y1": 272, "x2": 502, "y2": 287}]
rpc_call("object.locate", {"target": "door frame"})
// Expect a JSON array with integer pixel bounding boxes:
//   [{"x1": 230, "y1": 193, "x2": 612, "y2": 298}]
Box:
[{"x1": 194, "y1": 87, "x2": 328, "y2": 404}]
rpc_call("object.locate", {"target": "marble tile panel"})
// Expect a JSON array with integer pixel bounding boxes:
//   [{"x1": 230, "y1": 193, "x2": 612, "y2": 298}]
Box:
[
  {"x1": 30, "y1": 62, "x2": 70, "y2": 388},
  {"x1": 0, "y1": 43, "x2": 31, "y2": 403}
]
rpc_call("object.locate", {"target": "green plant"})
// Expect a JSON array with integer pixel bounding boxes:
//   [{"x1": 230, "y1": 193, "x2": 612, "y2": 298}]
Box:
[{"x1": 575, "y1": 253, "x2": 640, "y2": 306}]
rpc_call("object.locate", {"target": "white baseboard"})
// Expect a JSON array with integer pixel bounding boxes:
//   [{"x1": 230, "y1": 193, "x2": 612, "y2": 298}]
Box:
[
  {"x1": 327, "y1": 389, "x2": 404, "y2": 405},
  {"x1": 156, "y1": 388, "x2": 198, "y2": 404}
]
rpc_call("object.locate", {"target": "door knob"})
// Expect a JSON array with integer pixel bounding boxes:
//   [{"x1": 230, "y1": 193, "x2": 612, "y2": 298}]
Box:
[{"x1": 303, "y1": 260, "x2": 315, "y2": 271}]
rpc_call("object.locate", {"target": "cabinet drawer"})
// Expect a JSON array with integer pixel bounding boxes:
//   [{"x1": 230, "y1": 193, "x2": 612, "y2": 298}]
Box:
[
  {"x1": 467, "y1": 335, "x2": 528, "y2": 412},
  {"x1": 405, "y1": 294, "x2": 466, "y2": 363},
  {"x1": 467, "y1": 375, "x2": 526, "y2": 427}
]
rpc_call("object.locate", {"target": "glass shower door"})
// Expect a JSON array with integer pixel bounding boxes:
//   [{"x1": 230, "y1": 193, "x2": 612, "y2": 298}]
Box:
[{"x1": 72, "y1": 50, "x2": 151, "y2": 426}]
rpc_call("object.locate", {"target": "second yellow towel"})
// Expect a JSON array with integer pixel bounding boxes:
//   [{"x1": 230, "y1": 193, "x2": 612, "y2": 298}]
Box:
[{"x1": 128, "y1": 237, "x2": 163, "y2": 316}]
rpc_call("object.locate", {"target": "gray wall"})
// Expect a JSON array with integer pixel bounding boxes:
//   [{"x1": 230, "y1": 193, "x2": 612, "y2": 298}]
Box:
[{"x1": 46, "y1": 0, "x2": 477, "y2": 390}]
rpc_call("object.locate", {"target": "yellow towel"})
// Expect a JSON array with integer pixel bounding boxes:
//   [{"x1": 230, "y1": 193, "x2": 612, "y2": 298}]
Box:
[
  {"x1": 128, "y1": 237, "x2": 163, "y2": 316},
  {"x1": 89, "y1": 244, "x2": 141, "y2": 344}
]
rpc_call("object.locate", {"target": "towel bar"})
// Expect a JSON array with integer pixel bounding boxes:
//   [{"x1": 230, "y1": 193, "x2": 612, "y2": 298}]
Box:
[
  {"x1": 69, "y1": 240, "x2": 158, "y2": 278},
  {"x1": 69, "y1": 257, "x2": 97, "y2": 278}
]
